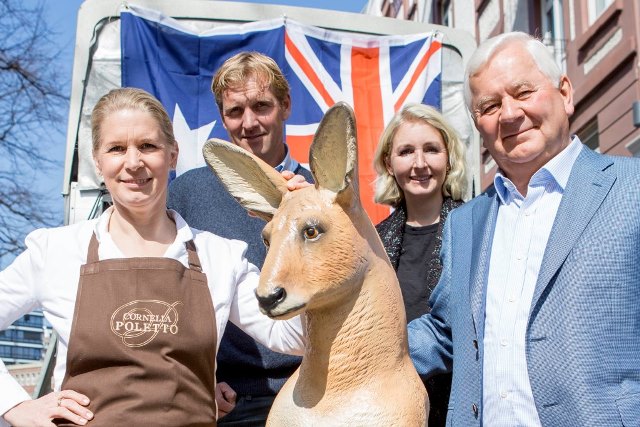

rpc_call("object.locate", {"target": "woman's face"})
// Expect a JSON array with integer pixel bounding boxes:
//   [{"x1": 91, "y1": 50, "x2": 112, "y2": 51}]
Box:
[
  {"x1": 93, "y1": 109, "x2": 178, "y2": 213},
  {"x1": 385, "y1": 120, "x2": 448, "y2": 205}
]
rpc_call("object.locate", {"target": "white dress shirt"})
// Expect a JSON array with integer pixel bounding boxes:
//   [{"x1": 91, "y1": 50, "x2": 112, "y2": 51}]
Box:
[
  {"x1": 0, "y1": 208, "x2": 304, "y2": 420},
  {"x1": 482, "y1": 137, "x2": 583, "y2": 426}
]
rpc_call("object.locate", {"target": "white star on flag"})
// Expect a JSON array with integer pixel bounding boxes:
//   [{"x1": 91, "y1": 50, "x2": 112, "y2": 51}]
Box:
[{"x1": 172, "y1": 103, "x2": 216, "y2": 176}]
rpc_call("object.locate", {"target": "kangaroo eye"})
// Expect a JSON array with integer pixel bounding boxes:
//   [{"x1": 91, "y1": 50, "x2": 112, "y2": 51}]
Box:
[
  {"x1": 263, "y1": 238, "x2": 270, "y2": 248},
  {"x1": 303, "y1": 226, "x2": 320, "y2": 240}
]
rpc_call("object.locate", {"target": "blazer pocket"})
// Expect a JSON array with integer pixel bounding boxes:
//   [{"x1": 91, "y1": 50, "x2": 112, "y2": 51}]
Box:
[{"x1": 616, "y1": 387, "x2": 640, "y2": 426}]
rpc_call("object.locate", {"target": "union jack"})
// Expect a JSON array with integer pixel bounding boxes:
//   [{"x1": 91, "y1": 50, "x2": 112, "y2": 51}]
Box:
[
  {"x1": 283, "y1": 20, "x2": 442, "y2": 221},
  {"x1": 121, "y1": 5, "x2": 442, "y2": 222}
]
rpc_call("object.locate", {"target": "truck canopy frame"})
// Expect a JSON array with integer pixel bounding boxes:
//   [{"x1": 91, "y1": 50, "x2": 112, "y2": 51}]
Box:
[{"x1": 63, "y1": 0, "x2": 478, "y2": 225}]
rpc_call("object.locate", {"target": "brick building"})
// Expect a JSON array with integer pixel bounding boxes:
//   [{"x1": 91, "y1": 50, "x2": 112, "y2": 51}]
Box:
[
  {"x1": 7, "y1": 362, "x2": 46, "y2": 396},
  {"x1": 365, "y1": 0, "x2": 640, "y2": 189}
]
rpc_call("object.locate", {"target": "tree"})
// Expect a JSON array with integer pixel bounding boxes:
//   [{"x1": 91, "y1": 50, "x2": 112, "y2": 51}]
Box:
[{"x1": 0, "y1": 0, "x2": 67, "y2": 267}]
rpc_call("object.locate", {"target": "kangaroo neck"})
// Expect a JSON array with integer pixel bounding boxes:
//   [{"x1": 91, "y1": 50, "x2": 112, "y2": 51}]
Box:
[{"x1": 300, "y1": 261, "x2": 407, "y2": 392}]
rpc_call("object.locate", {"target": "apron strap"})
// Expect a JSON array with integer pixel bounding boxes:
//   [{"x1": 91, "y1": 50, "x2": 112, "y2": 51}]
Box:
[
  {"x1": 87, "y1": 233, "x2": 100, "y2": 264},
  {"x1": 87, "y1": 232, "x2": 202, "y2": 272},
  {"x1": 185, "y1": 240, "x2": 203, "y2": 272}
]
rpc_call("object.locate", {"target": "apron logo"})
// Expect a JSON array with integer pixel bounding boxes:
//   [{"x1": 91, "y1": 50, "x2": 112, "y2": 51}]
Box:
[{"x1": 110, "y1": 300, "x2": 183, "y2": 347}]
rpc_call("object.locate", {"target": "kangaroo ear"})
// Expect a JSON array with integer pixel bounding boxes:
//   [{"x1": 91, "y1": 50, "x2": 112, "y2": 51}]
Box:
[
  {"x1": 309, "y1": 102, "x2": 358, "y2": 198},
  {"x1": 203, "y1": 139, "x2": 288, "y2": 221}
]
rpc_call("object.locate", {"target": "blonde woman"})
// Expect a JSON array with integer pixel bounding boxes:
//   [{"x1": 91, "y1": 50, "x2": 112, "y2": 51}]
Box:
[
  {"x1": 0, "y1": 88, "x2": 304, "y2": 427},
  {"x1": 374, "y1": 103, "x2": 467, "y2": 427}
]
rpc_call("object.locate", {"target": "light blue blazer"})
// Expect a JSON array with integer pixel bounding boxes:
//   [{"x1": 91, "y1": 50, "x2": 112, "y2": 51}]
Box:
[{"x1": 408, "y1": 146, "x2": 640, "y2": 426}]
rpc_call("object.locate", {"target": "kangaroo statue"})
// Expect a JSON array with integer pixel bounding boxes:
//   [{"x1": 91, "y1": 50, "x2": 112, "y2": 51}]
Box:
[{"x1": 203, "y1": 102, "x2": 428, "y2": 426}]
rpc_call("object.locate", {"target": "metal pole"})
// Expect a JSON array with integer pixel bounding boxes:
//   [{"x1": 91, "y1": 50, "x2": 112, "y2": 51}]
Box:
[{"x1": 32, "y1": 331, "x2": 57, "y2": 398}]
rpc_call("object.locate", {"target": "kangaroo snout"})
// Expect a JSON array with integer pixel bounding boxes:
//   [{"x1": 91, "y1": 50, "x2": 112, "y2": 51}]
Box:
[{"x1": 255, "y1": 287, "x2": 287, "y2": 313}]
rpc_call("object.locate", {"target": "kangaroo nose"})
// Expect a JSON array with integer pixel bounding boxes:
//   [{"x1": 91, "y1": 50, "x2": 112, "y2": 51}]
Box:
[{"x1": 255, "y1": 287, "x2": 287, "y2": 312}]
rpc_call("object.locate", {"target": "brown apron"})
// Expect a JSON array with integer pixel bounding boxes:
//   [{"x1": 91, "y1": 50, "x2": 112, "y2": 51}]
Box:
[{"x1": 58, "y1": 234, "x2": 217, "y2": 426}]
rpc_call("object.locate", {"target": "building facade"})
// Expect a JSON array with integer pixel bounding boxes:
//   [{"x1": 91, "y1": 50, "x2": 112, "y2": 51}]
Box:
[
  {"x1": 0, "y1": 311, "x2": 48, "y2": 364},
  {"x1": 365, "y1": 0, "x2": 640, "y2": 189},
  {"x1": 7, "y1": 362, "x2": 45, "y2": 396}
]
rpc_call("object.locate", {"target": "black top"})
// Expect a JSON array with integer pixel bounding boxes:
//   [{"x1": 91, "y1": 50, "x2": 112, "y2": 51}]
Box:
[
  {"x1": 397, "y1": 222, "x2": 439, "y2": 322},
  {"x1": 376, "y1": 198, "x2": 463, "y2": 427}
]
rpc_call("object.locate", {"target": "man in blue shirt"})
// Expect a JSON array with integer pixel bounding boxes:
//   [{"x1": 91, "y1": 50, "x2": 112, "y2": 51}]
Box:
[
  {"x1": 168, "y1": 52, "x2": 312, "y2": 426},
  {"x1": 408, "y1": 32, "x2": 640, "y2": 426}
]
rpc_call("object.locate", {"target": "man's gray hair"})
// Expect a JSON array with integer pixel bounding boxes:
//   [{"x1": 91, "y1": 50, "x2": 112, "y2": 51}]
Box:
[{"x1": 463, "y1": 32, "x2": 563, "y2": 112}]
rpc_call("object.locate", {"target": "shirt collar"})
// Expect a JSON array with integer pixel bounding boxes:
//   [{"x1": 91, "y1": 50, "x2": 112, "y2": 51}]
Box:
[
  {"x1": 94, "y1": 206, "x2": 194, "y2": 245},
  {"x1": 493, "y1": 174, "x2": 518, "y2": 205},
  {"x1": 493, "y1": 136, "x2": 583, "y2": 204},
  {"x1": 540, "y1": 135, "x2": 583, "y2": 190},
  {"x1": 170, "y1": 209, "x2": 195, "y2": 243},
  {"x1": 274, "y1": 143, "x2": 300, "y2": 173},
  {"x1": 94, "y1": 206, "x2": 113, "y2": 241}
]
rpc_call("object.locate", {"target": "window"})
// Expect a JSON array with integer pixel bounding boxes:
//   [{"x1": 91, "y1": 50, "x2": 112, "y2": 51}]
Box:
[
  {"x1": 10, "y1": 346, "x2": 42, "y2": 360},
  {"x1": 386, "y1": 0, "x2": 417, "y2": 20},
  {"x1": 0, "y1": 344, "x2": 42, "y2": 360},
  {"x1": 577, "y1": 118, "x2": 600, "y2": 152},
  {"x1": 439, "y1": 0, "x2": 452, "y2": 27},
  {"x1": 388, "y1": 0, "x2": 402, "y2": 18},
  {"x1": 13, "y1": 313, "x2": 44, "y2": 328},
  {"x1": 541, "y1": 0, "x2": 566, "y2": 72},
  {"x1": 589, "y1": 0, "x2": 614, "y2": 24},
  {"x1": 7, "y1": 330, "x2": 43, "y2": 344},
  {"x1": 0, "y1": 345, "x2": 12, "y2": 358}
]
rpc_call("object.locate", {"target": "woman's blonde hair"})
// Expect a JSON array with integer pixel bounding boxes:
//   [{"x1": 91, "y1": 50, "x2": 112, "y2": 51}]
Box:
[
  {"x1": 373, "y1": 103, "x2": 467, "y2": 207},
  {"x1": 91, "y1": 87, "x2": 177, "y2": 154}
]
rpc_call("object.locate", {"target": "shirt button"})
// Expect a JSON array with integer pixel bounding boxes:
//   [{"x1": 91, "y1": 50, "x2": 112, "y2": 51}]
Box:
[
  {"x1": 500, "y1": 391, "x2": 507, "y2": 399},
  {"x1": 500, "y1": 339, "x2": 508, "y2": 347},
  {"x1": 471, "y1": 403, "x2": 479, "y2": 417}
]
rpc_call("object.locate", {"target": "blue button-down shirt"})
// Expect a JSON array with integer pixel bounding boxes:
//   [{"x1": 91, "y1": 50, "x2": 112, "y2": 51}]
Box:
[
  {"x1": 274, "y1": 143, "x2": 300, "y2": 173},
  {"x1": 482, "y1": 137, "x2": 583, "y2": 426}
]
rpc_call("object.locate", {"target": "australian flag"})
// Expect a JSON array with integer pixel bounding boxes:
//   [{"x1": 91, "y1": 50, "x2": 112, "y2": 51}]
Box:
[{"x1": 121, "y1": 5, "x2": 442, "y2": 222}]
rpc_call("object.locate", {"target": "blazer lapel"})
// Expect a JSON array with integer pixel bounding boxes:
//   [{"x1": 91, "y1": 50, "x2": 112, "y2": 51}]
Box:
[
  {"x1": 470, "y1": 192, "x2": 499, "y2": 341},
  {"x1": 530, "y1": 148, "x2": 616, "y2": 312}
]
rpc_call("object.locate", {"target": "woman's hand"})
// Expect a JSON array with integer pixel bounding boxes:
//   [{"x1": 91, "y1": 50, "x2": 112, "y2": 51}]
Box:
[
  {"x1": 3, "y1": 390, "x2": 93, "y2": 426},
  {"x1": 215, "y1": 381, "x2": 237, "y2": 419}
]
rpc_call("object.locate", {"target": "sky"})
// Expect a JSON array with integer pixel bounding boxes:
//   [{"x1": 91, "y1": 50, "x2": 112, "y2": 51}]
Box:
[{"x1": 27, "y1": 0, "x2": 368, "y2": 226}]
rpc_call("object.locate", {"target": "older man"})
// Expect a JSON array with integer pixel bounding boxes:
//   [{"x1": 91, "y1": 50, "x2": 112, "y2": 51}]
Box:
[
  {"x1": 168, "y1": 52, "x2": 312, "y2": 426},
  {"x1": 408, "y1": 32, "x2": 640, "y2": 426}
]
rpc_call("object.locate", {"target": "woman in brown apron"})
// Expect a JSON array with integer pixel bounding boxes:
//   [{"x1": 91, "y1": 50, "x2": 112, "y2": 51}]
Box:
[{"x1": 0, "y1": 88, "x2": 304, "y2": 426}]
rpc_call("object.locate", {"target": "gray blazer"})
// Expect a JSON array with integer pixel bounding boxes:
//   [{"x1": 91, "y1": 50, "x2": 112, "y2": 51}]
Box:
[{"x1": 408, "y1": 146, "x2": 640, "y2": 426}]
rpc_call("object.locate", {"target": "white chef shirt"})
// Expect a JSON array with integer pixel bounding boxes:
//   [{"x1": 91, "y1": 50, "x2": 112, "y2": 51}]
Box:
[{"x1": 0, "y1": 208, "x2": 304, "y2": 420}]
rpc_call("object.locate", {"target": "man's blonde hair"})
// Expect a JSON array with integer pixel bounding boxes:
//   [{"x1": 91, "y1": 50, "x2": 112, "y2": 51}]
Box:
[{"x1": 211, "y1": 51, "x2": 290, "y2": 111}]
